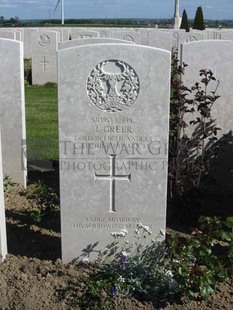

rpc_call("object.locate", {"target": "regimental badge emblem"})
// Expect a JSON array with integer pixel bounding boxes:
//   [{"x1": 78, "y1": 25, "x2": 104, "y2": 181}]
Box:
[
  {"x1": 38, "y1": 34, "x2": 50, "y2": 47},
  {"x1": 87, "y1": 59, "x2": 140, "y2": 112}
]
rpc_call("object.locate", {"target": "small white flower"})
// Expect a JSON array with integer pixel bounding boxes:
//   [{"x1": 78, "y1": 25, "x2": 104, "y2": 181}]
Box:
[
  {"x1": 82, "y1": 257, "x2": 89, "y2": 264},
  {"x1": 122, "y1": 251, "x2": 128, "y2": 257},
  {"x1": 165, "y1": 270, "x2": 173, "y2": 277},
  {"x1": 111, "y1": 230, "x2": 127, "y2": 238},
  {"x1": 118, "y1": 276, "x2": 125, "y2": 283}
]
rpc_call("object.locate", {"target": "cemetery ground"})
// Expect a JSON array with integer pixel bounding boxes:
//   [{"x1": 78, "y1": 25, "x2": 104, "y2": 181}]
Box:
[
  {"x1": 1, "y1": 160, "x2": 233, "y2": 309},
  {"x1": 0, "y1": 84, "x2": 232, "y2": 309}
]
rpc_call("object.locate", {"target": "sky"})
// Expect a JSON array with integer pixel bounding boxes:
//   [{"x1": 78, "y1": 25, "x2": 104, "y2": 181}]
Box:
[{"x1": 0, "y1": 0, "x2": 232, "y2": 21}]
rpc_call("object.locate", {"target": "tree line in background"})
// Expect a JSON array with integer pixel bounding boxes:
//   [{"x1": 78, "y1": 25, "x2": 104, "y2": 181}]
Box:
[
  {"x1": 0, "y1": 6, "x2": 232, "y2": 29},
  {"x1": 180, "y1": 6, "x2": 205, "y2": 32}
]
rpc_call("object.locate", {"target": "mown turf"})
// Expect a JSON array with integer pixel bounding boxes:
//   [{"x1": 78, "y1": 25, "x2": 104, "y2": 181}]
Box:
[{"x1": 25, "y1": 84, "x2": 58, "y2": 161}]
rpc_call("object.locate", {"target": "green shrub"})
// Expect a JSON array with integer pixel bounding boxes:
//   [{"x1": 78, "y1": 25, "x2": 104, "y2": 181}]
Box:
[
  {"x1": 24, "y1": 58, "x2": 32, "y2": 85},
  {"x1": 168, "y1": 222, "x2": 229, "y2": 299},
  {"x1": 169, "y1": 50, "x2": 221, "y2": 199},
  {"x1": 193, "y1": 6, "x2": 205, "y2": 30},
  {"x1": 180, "y1": 9, "x2": 190, "y2": 32}
]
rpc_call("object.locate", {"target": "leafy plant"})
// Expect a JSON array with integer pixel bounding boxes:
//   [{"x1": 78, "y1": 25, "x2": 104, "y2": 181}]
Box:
[
  {"x1": 169, "y1": 50, "x2": 221, "y2": 199},
  {"x1": 24, "y1": 58, "x2": 32, "y2": 85},
  {"x1": 30, "y1": 209, "x2": 46, "y2": 223},
  {"x1": 26, "y1": 179, "x2": 59, "y2": 223},
  {"x1": 199, "y1": 216, "x2": 233, "y2": 266},
  {"x1": 71, "y1": 225, "x2": 176, "y2": 309},
  {"x1": 98, "y1": 225, "x2": 174, "y2": 301},
  {"x1": 3, "y1": 175, "x2": 18, "y2": 192},
  {"x1": 168, "y1": 227, "x2": 228, "y2": 299}
]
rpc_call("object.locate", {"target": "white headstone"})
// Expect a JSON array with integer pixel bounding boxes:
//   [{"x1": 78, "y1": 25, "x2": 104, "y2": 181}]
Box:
[
  {"x1": 43, "y1": 28, "x2": 70, "y2": 42},
  {"x1": 0, "y1": 39, "x2": 27, "y2": 186},
  {"x1": 96, "y1": 28, "x2": 112, "y2": 38},
  {"x1": 23, "y1": 28, "x2": 39, "y2": 59},
  {"x1": 0, "y1": 29, "x2": 22, "y2": 41},
  {"x1": 220, "y1": 30, "x2": 233, "y2": 40},
  {"x1": 58, "y1": 38, "x2": 134, "y2": 50},
  {"x1": 0, "y1": 130, "x2": 7, "y2": 263},
  {"x1": 112, "y1": 29, "x2": 141, "y2": 44},
  {"x1": 71, "y1": 29, "x2": 99, "y2": 40},
  {"x1": 31, "y1": 30, "x2": 59, "y2": 85},
  {"x1": 58, "y1": 43, "x2": 170, "y2": 263},
  {"x1": 0, "y1": 30, "x2": 16, "y2": 40},
  {"x1": 148, "y1": 30, "x2": 173, "y2": 51}
]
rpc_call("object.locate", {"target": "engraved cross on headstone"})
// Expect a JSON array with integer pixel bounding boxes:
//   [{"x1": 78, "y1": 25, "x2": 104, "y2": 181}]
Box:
[
  {"x1": 94, "y1": 154, "x2": 131, "y2": 213},
  {"x1": 40, "y1": 56, "x2": 49, "y2": 72}
]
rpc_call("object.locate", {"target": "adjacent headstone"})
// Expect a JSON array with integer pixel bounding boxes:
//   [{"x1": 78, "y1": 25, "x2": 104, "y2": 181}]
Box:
[
  {"x1": 0, "y1": 30, "x2": 16, "y2": 40},
  {"x1": 58, "y1": 43, "x2": 170, "y2": 263},
  {"x1": 112, "y1": 29, "x2": 141, "y2": 44},
  {"x1": 96, "y1": 28, "x2": 112, "y2": 38},
  {"x1": 23, "y1": 28, "x2": 39, "y2": 59},
  {"x1": 220, "y1": 30, "x2": 233, "y2": 40},
  {"x1": 181, "y1": 40, "x2": 233, "y2": 194},
  {"x1": 0, "y1": 130, "x2": 7, "y2": 263},
  {"x1": 179, "y1": 31, "x2": 206, "y2": 44},
  {"x1": 71, "y1": 29, "x2": 99, "y2": 40},
  {"x1": 58, "y1": 38, "x2": 134, "y2": 50},
  {"x1": 206, "y1": 29, "x2": 217, "y2": 40},
  {"x1": 0, "y1": 39, "x2": 27, "y2": 186},
  {"x1": 0, "y1": 29, "x2": 22, "y2": 41},
  {"x1": 172, "y1": 31, "x2": 180, "y2": 49},
  {"x1": 31, "y1": 30, "x2": 59, "y2": 85},
  {"x1": 44, "y1": 28, "x2": 70, "y2": 42},
  {"x1": 148, "y1": 30, "x2": 173, "y2": 51}
]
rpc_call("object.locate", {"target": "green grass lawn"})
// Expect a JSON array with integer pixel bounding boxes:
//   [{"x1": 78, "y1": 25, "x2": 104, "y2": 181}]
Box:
[{"x1": 25, "y1": 84, "x2": 58, "y2": 161}]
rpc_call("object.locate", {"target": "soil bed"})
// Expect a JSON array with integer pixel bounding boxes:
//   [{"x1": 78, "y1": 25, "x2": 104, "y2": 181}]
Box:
[{"x1": 1, "y1": 182, "x2": 233, "y2": 309}]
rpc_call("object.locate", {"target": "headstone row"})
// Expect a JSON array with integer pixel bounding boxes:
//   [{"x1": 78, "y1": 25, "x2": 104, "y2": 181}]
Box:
[{"x1": 27, "y1": 27, "x2": 231, "y2": 85}]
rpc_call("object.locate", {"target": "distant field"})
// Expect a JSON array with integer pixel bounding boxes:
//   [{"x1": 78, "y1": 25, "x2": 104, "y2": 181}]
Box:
[
  {"x1": 52, "y1": 24, "x2": 147, "y2": 28},
  {"x1": 25, "y1": 84, "x2": 58, "y2": 161}
]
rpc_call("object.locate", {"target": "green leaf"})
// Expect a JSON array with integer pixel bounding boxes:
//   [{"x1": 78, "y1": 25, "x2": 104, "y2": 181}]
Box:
[
  {"x1": 200, "y1": 285, "x2": 214, "y2": 298},
  {"x1": 220, "y1": 231, "x2": 232, "y2": 242},
  {"x1": 223, "y1": 217, "x2": 233, "y2": 229}
]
